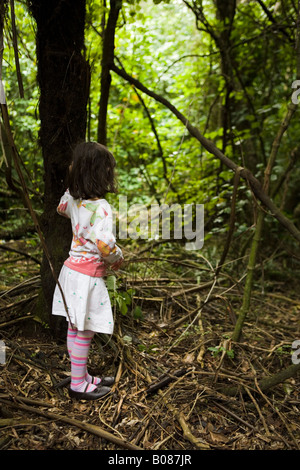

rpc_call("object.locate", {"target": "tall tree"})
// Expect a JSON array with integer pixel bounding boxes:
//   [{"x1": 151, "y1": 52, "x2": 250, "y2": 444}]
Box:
[{"x1": 27, "y1": 0, "x2": 90, "y2": 330}]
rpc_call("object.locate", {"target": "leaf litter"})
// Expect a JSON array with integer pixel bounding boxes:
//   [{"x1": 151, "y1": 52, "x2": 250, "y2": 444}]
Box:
[{"x1": 0, "y1": 240, "x2": 299, "y2": 450}]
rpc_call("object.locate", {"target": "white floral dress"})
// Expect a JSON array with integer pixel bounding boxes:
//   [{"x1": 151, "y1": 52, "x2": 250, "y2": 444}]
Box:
[{"x1": 52, "y1": 190, "x2": 123, "y2": 333}]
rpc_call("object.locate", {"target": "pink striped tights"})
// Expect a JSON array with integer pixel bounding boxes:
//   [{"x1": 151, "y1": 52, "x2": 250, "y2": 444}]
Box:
[{"x1": 67, "y1": 323, "x2": 102, "y2": 392}]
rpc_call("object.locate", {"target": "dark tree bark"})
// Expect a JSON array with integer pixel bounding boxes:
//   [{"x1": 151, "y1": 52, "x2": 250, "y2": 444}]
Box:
[{"x1": 27, "y1": 0, "x2": 90, "y2": 333}]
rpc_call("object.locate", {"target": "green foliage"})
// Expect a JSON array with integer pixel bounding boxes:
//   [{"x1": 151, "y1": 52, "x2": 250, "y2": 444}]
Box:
[
  {"x1": 1, "y1": 0, "x2": 300, "y2": 255},
  {"x1": 1, "y1": 2, "x2": 42, "y2": 236},
  {"x1": 107, "y1": 274, "x2": 142, "y2": 319},
  {"x1": 2, "y1": 3, "x2": 41, "y2": 175},
  {"x1": 208, "y1": 345, "x2": 235, "y2": 360}
]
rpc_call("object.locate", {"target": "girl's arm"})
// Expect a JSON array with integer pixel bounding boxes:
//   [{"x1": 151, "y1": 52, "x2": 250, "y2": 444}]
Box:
[
  {"x1": 57, "y1": 190, "x2": 72, "y2": 218},
  {"x1": 91, "y1": 202, "x2": 123, "y2": 267}
]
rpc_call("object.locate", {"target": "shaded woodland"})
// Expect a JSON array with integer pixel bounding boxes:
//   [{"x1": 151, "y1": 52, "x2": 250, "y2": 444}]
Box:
[{"x1": 0, "y1": 0, "x2": 300, "y2": 452}]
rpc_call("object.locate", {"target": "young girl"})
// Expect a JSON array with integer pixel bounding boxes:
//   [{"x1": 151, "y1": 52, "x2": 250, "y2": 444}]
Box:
[{"x1": 52, "y1": 141, "x2": 123, "y2": 400}]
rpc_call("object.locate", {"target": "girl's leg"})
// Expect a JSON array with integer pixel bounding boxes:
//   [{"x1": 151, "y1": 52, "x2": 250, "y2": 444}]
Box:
[
  {"x1": 85, "y1": 370, "x2": 102, "y2": 385},
  {"x1": 67, "y1": 323, "x2": 77, "y2": 358},
  {"x1": 67, "y1": 323, "x2": 102, "y2": 386},
  {"x1": 70, "y1": 329, "x2": 97, "y2": 393}
]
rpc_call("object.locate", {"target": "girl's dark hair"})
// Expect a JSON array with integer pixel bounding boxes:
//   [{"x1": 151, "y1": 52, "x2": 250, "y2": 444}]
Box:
[{"x1": 68, "y1": 141, "x2": 117, "y2": 199}]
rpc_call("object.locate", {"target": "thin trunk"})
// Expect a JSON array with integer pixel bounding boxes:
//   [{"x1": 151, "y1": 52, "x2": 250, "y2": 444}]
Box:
[
  {"x1": 231, "y1": 210, "x2": 263, "y2": 342},
  {"x1": 97, "y1": 0, "x2": 122, "y2": 145}
]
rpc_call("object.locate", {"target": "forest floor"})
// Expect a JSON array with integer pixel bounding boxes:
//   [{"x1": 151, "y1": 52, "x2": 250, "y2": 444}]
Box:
[{"x1": 0, "y1": 238, "x2": 299, "y2": 452}]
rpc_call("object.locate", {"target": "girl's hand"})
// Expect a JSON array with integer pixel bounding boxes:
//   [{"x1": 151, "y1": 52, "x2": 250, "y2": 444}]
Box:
[
  {"x1": 57, "y1": 201, "x2": 69, "y2": 217},
  {"x1": 110, "y1": 257, "x2": 124, "y2": 271}
]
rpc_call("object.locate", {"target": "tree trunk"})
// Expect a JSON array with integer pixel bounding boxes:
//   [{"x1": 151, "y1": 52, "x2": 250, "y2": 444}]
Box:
[
  {"x1": 97, "y1": 0, "x2": 122, "y2": 145},
  {"x1": 28, "y1": 0, "x2": 90, "y2": 333}
]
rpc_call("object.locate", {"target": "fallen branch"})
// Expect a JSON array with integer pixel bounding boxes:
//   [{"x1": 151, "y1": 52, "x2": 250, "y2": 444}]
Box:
[
  {"x1": 0, "y1": 275, "x2": 41, "y2": 299},
  {"x1": 169, "y1": 280, "x2": 216, "y2": 298},
  {"x1": 0, "y1": 244, "x2": 41, "y2": 265},
  {"x1": 176, "y1": 410, "x2": 210, "y2": 450},
  {"x1": 146, "y1": 368, "x2": 187, "y2": 395},
  {"x1": 0, "y1": 295, "x2": 38, "y2": 313},
  {"x1": 0, "y1": 315, "x2": 35, "y2": 329},
  {"x1": 222, "y1": 362, "x2": 300, "y2": 397},
  {"x1": 0, "y1": 396, "x2": 142, "y2": 451}
]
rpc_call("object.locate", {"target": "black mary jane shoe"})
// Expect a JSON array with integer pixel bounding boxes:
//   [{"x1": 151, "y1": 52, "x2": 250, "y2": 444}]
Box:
[
  {"x1": 99, "y1": 376, "x2": 115, "y2": 387},
  {"x1": 55, "y1": 375, "x2": 115, "y2": 389},
  {"x1": 69, "y1": 384, "x2": 111, "y2": 401}
]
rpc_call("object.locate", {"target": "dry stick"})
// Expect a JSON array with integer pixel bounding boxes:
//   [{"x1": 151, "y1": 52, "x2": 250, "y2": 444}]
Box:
[
  {"x1": 145, "y1": 368, "x2": 187, "y2": 395},
  {"x1": 0, "y1": 315, "x2": 34, "y2": 329},
  {"x1": 111, "y1": 62, "x2": 300, "y2": 244},
  {"x1": 176, "y1": 410, "x2": 210, "y2": 450},
  {"x1": 0, "y1": 100, "x2": 73, "y2": 328},
  {"x1": 167, "y1": 277, "x2": 218, "y2": 353},
  {"x1": 169, "y1": 279, "x2": 216, "y2": 298},
  {"x1": 265, "y1": 292, "x2": 300, "y2": 306},
  {"x1": 196, "y1": 293, "x2": 205, "y2": 365},
  {"x1": 159, "y1": 390, "x2": 210, "y2": 450},
  {"x1": 212, "y1": 339, "x2": 232, "y2": 385},
  {"x1": 132, "y1": 419, "x2": 150, "y2": 446},
  {"x1": 244, "y1": 386, "x2": 270, "y2": 437},
  {"x1": 215, "y1": 167, "x2": 242, "y2": 275},
  {"x1": 0, "y1": 397, "x2": 142, "y2": 451},
  {"x1": 212, "y1": 401, "x2": 255, "y2": 431}
]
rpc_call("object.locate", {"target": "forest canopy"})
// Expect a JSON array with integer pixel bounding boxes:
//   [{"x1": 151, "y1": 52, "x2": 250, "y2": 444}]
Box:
[{"x1": 0, "y1": 0, "x2": 300, "y2": 452}]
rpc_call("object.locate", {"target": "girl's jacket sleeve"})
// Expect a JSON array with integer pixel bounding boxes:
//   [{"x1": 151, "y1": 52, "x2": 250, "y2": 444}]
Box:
[
  {"x1": 90, "y1": 202, "x2": 123, "y2": 267},
  {"x1": 57, "y1": 190, "x2": 72, "y2": 219}
]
